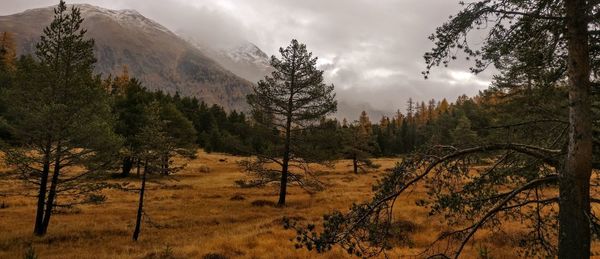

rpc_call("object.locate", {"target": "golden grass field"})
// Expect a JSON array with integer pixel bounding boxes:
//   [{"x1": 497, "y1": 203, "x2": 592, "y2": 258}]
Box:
[{"x1": 0, "y1": 150, "x2": 599, "y2": 258}]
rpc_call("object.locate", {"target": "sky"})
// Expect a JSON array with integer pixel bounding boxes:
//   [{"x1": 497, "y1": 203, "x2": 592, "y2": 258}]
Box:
[{"x1": 2, "y1": 0, "x2": 495, "y2": 119}]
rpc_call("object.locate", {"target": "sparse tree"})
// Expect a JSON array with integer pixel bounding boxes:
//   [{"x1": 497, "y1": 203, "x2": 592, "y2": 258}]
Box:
[{"x1": 242, "y1": 39, "x2": 336, "y2": 206}]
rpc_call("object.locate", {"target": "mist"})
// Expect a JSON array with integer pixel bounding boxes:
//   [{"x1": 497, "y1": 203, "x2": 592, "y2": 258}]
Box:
[{"x1": 1, "y1": 0, "x2": 494, "y2": 119}]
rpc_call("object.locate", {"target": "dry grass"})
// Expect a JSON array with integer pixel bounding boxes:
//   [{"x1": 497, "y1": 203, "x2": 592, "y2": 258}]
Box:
[{"x1": 0, "y1": 150, "x2": 599, "y2": 258}]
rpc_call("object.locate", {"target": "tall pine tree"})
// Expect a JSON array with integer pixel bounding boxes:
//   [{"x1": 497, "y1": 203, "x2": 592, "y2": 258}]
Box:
[
  {"x1": 2, "y1": 1, "x2": 121, "y2": 236},
  {"x1": 244, "y1": 39, "x2": 336, "y2": 206}
]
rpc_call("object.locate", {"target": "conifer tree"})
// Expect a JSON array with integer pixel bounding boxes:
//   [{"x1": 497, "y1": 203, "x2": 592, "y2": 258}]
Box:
[
  {"x1": 132, "y1": 102, "x2": 166, "y2": 241},
  {"x1": 438, "y1": 98, "x2": 450, "y2": 114},
  {"x1": 110, "y1": 65, "x2": 130, "y2": 96},
  {"x1": 450, "y1": 114, "x2": 478, "y2": 147},
  {"x1": 0, "y1": 32, "x2": 16, "y2": 73},
  {"x1": 157, "y1": 102, "x2": 197, "y2": 168},
  {"x1": 0, "y1": 32, "x2": 16, "y2": 141},
  {"x1": 131, "y1": 100, "x2": 196, "y2": 241},
  {"x1": 406, "y1": 98, "x2": 415, "y2": 122},
  {"x1": 340, "y1": 122, "x2": 380, "y2": 174},
  {"x1": 2, "y1": 1, "x2": 121, "y2": 236},
  {"x1": 244, "y1": 39, "x2": 336, "y2": 206},
  {"x1": 110, "y1": 74, "x2": 147, "y2": 177},
  {"x1": 357, "y1": 111, "x2": 372, "y2": 135},
  {"x1": 427, "y1": 99, "x2": 437, "y2": 120},
  {"x1": 378, "y1": 116, "x2": 390, "y2": 130},
  {"x1": 112, "y1": 80, "x2": 197, "y2": 177}
]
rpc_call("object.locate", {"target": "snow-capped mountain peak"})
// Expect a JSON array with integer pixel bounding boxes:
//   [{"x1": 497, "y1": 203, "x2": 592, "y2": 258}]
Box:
[
  {"x1": 77, "y1": 4, "x2": 173, "y2": 34},
  {"x1": 22, "y1": 4, "x2": 173, "y2": 35},
  {"x1": 180, "y1": 34, "x2": 272, "y2": 82},
  {"x1": 219, "y1": 42, "x2": 270, "y2": 68}
]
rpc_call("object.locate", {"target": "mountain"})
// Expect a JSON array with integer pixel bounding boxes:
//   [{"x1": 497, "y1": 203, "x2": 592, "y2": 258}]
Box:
[
  {"x1": 181, "y1": 35, "x2": 272, "y2": 83},
  {"x1": 0, "y1": 4, "x2": 256, "y2": 111}
]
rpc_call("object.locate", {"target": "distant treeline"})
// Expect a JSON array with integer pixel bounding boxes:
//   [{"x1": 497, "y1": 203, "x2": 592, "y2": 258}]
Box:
[
  {"x1": 0, "y1": 32, "x2": 491, "y2": 162},
  {"x1": 368, "y1": 95, "x2": 489, "y2": 156},
  {"x1": 106, "y1": 70, "x2": 255, "y2": 155},
  {"x1": 104, "y1": 71, "x2": 495, "y2": 159},
  {"x1": 109, "y1": 79, "x2": 493, "y2": 159}
]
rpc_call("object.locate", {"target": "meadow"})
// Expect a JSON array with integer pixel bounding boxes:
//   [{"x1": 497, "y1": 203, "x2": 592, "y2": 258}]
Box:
[{"x1": 0, "y1": 151, "x2": 596, "y2": 258}]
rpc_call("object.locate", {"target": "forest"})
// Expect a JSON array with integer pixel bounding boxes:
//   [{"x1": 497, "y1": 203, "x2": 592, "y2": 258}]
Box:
[{"x1": 1, "y1": 0, "x2": 599, "y2": 258}]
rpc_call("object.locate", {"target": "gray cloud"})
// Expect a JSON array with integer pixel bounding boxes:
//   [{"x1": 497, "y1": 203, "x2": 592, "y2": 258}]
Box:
[{"x1": 1, "y1": 0, "x2": 494, "y2": 120}]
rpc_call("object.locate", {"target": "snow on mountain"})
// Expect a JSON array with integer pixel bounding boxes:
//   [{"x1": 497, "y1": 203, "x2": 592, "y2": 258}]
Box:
[
  {"x1": 220, "y1": 42, "x2": 270, "y2": 68},
  {"x1": 75, "y1": 4, "x2": 174, "y2": 35},
  {"x1": 1, "y1": 4, "x2": 254, "y2": 111},
  {"x1": 181, "y1": 35, "x2": 272, "y2": 83}
]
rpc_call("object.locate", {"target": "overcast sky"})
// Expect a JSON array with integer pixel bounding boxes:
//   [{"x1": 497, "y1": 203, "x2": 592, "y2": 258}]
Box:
[{"x1": 2, "y1": 0, "x2": 494, "y2": 119}]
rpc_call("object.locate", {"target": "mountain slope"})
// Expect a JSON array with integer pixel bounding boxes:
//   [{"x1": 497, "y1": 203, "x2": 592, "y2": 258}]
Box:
[
  {"x1": 0, "y1": 4, "x2": 253, "y2": 110},
  {"x1": 182, "y1": 35, "x2": 272, "y2": 83}
]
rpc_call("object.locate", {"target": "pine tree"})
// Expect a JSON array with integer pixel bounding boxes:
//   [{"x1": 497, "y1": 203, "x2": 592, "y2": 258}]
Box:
[
  {"x1": 110, "y1": 65, "x2": 130, "y2": 95},
  {"x1": 112, "y1": 78, "x2": 151, "y2": 176},
  {"x1": 394, "y1": 110, "x2": 404, "y2": 128},
  {"x1": 357, "y1": 111, "x2": 372, "y2": 135},
  {"x1": 427, "y1": 99, "x2": 437, "y2": 120},
  {"x1": 158, "y1": 102, "x2": 197, "y2": 166},
  {"x1": 450, "y1": 115, "x2": 478, "y2": 146},
  {"x1": 406, "y1": 98, "x2": 415, "y2": 122},
  {"x1": 340, "y1": 122, "x2": 380, "y2": 174},
  {"x1": 379, "y1": 116, "x2": 390, "y2": 130},
  {"x1": 244, "y1": 39, "x2": 336, "y2": 206},
  {"x1": 131, "y1": 100, "x2": 196, "y2": 241},
  {"x1": 132, "y1": 102, "x2": 166, "y2": 241},
  {"x1": 2, "y1": 1, "x2": 121, "y2": 236},
  {"x1": 418, "y1": 101, "x2": 427, "y2": 125},
  {"x1": 0, "y1": 32, "x2": 17, "y2": 141}
]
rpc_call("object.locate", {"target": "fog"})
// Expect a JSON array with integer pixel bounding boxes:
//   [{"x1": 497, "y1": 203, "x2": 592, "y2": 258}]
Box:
[{"x1": 2, "y1": 0, "x2": 495, "y2": 119}]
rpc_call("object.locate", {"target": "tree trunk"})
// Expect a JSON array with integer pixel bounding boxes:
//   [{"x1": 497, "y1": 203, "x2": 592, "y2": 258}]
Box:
[
  {"x1": 353, "y1": 154, "x2": 358, "y2": 174},
  {"x1": 41, "y1": 144, "x2": 62, "y2": 235},
  {"x1": 136, "y1": 159, "x2": 141, "y2": 177},
  {"x1": 279, "y1": 91, "x2": 296, "y2": 206},
  {"x1": 132, "y1": 161, "x2": 148, "y2": 241},
  {"x1": 162, "y1": 155, "x2": 169, "y2": 175},
  {"x1": 279, "y1": 116, "x2": 292, "y2": 206},
  {"x1": 559, "y1": 1, "x2": 592, "y2": 258},
  {"x1": 33, "y1": 145, "x2": 51, "y2": 236},
  {"x1": 121, "y1": 156, "x2": 133, "y2": 177}
]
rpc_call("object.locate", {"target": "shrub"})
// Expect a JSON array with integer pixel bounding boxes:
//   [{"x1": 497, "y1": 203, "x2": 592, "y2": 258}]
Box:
[
  {"x1": 250, "y1": 200, "x2": 277, "y2": 207},
  {"x1": 230, "y1": 194, "x2": 246, "y2": 201},
  {"x1": 202, "y1": 253, "x2": 229, "y2": 259}
]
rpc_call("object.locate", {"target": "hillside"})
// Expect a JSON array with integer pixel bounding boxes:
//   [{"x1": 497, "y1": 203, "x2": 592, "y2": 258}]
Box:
[
  {"x1": 182, "y1": 36, "x2": 272, "y2": 83},
  {"x1": 0, "y1": 4, "x2": 254, "y2": 110}
]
